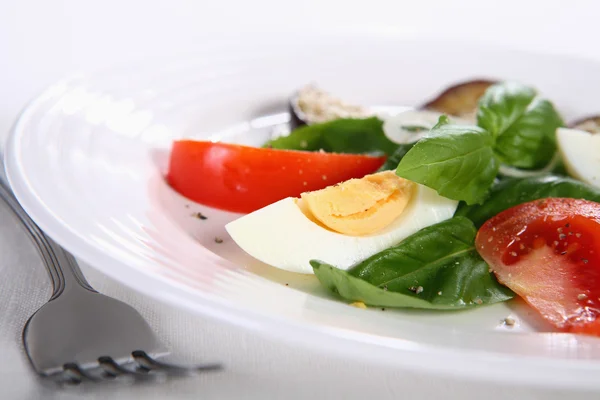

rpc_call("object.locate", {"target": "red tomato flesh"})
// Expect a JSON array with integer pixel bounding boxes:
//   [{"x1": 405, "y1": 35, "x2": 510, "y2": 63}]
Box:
[
  {"x1": 475, "y1": 198, "x2": 600, "y2": 335},
  {"x1": 166, "y1": 140, "x2": 386, "y2": 213}
]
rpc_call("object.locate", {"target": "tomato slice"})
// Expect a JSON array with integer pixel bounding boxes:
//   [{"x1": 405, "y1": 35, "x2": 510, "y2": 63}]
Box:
[
  {"x1": 475, "y1": 198, "x2": 600, "y2": 335},
  {"x1": 166, "y1": 140, "x2": 386, "y2": 213}
]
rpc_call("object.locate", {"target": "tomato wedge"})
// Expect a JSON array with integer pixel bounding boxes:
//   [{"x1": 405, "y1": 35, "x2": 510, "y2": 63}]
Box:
[
  {"x1": 166, "y1": 140, "x2": 386, "y2": 213},
  {"x1": 475, "y1": 198, "x2": 600, "y2": 335}
]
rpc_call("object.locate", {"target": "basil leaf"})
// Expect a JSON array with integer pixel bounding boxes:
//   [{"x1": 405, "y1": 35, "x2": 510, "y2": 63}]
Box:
[
  {"x1": 455, "y1": 175, "x2": 600, "y2": 227},
  {"x1": 550, "y1": 159, "x2": 570, "y2": 177},
  {"x1": 311, "y1": 217, "x2": 513, "y2": 309},
  {"x1": 377, "y1": 142, "x2": 416, "y2": 171},
  {"x1": 265, "y1": 117, "x2": 398, "y2": 156},
  {"x1": 395, "y1": 124, "x2": 499, "y2": 205},
  {"x1": 477, "y1": 82, "x2": 564, "y2": 169}
]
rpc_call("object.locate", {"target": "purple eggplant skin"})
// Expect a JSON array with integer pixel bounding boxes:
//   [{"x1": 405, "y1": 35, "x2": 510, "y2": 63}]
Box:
[
  {"x1": 289, "y1": 79, "x2": 497, "y2": 129},
  {"x1": 288, "y1": 91, "x2": 308, "y2": 129},
  {"x1": 422, "y1": 79, "x2": 497, "y2": 118},
  {"x1": 569, "y1": 115, "x2": 600, "y2": 134}
]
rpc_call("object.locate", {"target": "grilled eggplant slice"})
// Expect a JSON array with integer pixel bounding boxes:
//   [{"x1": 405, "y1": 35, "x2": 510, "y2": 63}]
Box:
[
  {"x1": 289, "y1": 85, "x2": 370, "y2": 127},
  {"x1": 423, "y1": 79, "x2": 496, "y2": 121},
  {"x1": 569, "y1": 115, "x2": 600, "y2": 134}
]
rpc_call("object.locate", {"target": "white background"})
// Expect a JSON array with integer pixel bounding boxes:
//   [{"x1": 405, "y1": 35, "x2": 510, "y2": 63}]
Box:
[{"x1": 2, "y1": 1, "x2": 600, "y2": 398}]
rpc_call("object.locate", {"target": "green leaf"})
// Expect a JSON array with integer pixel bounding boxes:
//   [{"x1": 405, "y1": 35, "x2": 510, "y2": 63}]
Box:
[
  {"x1": 432, "y1": 115, "x2": 450, "y2": 129},
  {"x1": 477, "y1": 82, "x2": 564, "y2": 169},
  {"x1": 311, "y1": 217, "x2": 513, "y2": 309},
  {"x1": 377, "y1": 142, "x2": 416, "y2": 171},
  {"x1": 455, "y1": 175, "x2": 600, "y2": 227},
  {"x1": 265, "y1": 117, "x2": 398, "y2": 156},
  {"x1": 395, "y1": 124, "x2": 499, "y2": 205},
  {"x1": 550, "y1": 158, "x2": 569, "y2": 177}
]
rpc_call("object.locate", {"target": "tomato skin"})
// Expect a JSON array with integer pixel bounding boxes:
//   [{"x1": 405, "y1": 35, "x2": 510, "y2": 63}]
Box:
[
  {"x1": 476, "y1": 198, "x2": 600, "y2": 335},
  {"x1": 166, "y1": 140, "x2": 386, "y2": 213}
]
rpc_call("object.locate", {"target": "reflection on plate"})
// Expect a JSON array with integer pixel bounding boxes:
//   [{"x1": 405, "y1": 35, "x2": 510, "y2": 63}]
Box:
[{"x1": 6, "y1": 34, "x2": 600, "y2": 389}]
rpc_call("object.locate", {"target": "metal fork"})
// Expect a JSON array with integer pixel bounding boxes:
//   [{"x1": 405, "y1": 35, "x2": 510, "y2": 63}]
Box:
[{"x1": 0, "y1": 180, "x2": 222, "y2": 385}]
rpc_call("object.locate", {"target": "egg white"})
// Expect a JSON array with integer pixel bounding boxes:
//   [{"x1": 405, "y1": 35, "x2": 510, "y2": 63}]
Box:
[
  {"x1": 557, "y1": 127, "x2": 600, "y2": 188},
  {"x1": 225, "y1": 184, "x2": 458, "y2": 274}
]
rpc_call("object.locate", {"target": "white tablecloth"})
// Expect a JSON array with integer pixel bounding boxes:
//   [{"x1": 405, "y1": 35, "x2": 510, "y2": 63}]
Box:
[{"x1": 2, "y1": 1, "x2": 600, "y2": 398}]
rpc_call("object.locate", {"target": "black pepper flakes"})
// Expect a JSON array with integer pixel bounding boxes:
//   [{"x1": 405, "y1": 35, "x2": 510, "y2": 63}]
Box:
[
  {"x1": 192, "y1": 212, "x2": 208, "y2": 220},
  {"x1": 214, "y1": 237, "x2": 223, "y2": 244},
  {"x1": 285, "y1": 283, "x2": 289, "y2": 286},
  {"x1": 381, "y1": 308, "x2": 385, "y2": 311}
]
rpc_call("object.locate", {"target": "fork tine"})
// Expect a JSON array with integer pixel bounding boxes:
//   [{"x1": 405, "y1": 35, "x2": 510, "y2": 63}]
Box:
[
  {"x1": 98, "y1": 357, "x2": 156, "y2": 380},
  {"x1": 63, "y1": 363, "x2": 101, "y2": 383},
  {"x1": 43, "y1": 354, "x2": 221, "y2": 386},
  {"x1": 45, "y1": 364, "x2": 88, "y2": 386},
  {"x1": 131, "y1": 350, "x2": 223, "y2": 374},
  {"x1": 47, "y1": 370, "x2": 80, "y2": 386}
]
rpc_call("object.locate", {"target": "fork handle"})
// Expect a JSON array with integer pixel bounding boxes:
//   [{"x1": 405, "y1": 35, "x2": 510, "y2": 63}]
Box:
[{"x1": 0, "y1": 180, "x2": 96, "y2": 299}]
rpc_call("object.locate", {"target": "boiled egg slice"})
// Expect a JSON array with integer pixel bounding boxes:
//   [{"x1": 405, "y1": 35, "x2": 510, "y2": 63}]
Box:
[
  {"x1": 556, "y1": 127, "x2": 600, "y2": 188},
  {"x1": 225, "y1": 171, "x2": 458, "y2": 274}
]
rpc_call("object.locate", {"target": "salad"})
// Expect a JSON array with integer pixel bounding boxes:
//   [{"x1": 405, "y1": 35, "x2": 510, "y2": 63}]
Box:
[{"x1": 166, "y1": 79, "x2": 600, "y2": 337}]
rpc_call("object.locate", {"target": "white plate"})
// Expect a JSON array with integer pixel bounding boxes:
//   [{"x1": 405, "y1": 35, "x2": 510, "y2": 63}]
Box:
[{"x1": 6, "y1": 33, "x2": 600, "y2": 389}]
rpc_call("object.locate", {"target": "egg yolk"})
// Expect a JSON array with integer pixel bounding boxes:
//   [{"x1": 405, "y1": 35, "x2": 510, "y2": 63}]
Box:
[{"x1": 298, "y1": 171, "x2": 416, "y2": 236}]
